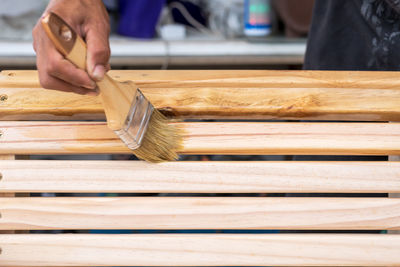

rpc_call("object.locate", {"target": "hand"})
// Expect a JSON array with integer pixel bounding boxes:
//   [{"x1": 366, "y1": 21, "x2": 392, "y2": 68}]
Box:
[{"x1": 33, "y1": 0, "x2": 111, "y2": 95}]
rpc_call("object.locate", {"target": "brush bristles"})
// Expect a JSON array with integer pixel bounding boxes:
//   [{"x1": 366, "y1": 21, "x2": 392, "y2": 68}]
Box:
[{"x1": 133, "y1": 109, "x2": 182, "y2": 163}]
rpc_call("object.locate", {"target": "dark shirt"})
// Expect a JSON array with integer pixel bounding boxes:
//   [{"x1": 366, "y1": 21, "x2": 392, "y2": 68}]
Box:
[{"x1": 305, "y1": 0, "x2": 400, "y2": 70}]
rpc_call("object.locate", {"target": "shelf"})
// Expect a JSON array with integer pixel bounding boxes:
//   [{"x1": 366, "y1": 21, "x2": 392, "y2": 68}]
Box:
[{"x1": 0, "y1": 37, "x2": 306, "y2": 68}]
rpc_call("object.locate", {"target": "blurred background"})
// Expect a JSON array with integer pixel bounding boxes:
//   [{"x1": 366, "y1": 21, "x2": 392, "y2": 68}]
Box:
[{"x1": 0, "y1": 0, "x2": 314, "y2": 70}]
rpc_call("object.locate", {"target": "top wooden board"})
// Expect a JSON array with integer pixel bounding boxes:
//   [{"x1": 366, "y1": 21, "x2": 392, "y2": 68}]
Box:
[{"x1": 1, "y1": 70, "x2": 400, "y2": 121}]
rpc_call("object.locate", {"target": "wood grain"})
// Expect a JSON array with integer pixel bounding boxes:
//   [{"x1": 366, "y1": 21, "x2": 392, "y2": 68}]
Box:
[
  {"x1": 0, "y1": 121, "x2": 399, "y2": 155},
  {"x1": 0, "y1": 160, "x2": 399, "y2": 193},
  {"x1": 0, "y1": 154, "x2": 15, "y2": 235},
  {"x1": 0, "y1": 155, "x2": 15, "y2": 197},
  {"x1": 2, "y1": 70, "x2": 400, "y2": 120},
  {"x1": 1, "y1": 197, "x2": 399, "y2": 230},
  {"x1": 1, "y1": 234, "x2": 400, "y2": 266},
  {"x1": 388, "y1": 155, "x2": 400, "y2": 234}
]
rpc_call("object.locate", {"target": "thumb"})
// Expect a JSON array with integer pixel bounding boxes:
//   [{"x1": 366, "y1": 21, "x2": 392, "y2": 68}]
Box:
[{"x1": 85, "y1": 27, "x2": 110, "y2": 82}]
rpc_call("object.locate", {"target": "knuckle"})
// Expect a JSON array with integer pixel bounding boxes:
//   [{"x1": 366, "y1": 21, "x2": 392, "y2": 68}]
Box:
[
  {"x1": 39, "y1": 75, "x2": 53, "y2": 89},
  {"x1": 103, "y1": 23, "x2": 111, "y2": 34},
  {"x1": 105, "y1": 47, "x2": 111, "y2": 58},
  {"x1": 46, "y1": 60, "x2": 62, "y2": 76},
  {"x1": 93, "y1": 47, "x2": 110, "y2": 62},
  {"x1": 32, "y1": 23, "x2": 40, "y2": 35},
  {"x1": 32, "y1": 27, "x2": 40, "y2": 51}
]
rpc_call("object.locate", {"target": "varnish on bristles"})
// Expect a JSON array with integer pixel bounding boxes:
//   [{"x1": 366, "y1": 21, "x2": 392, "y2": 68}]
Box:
[{"x1": 133, "y1": 109, "x2": 182, "y2": 163}]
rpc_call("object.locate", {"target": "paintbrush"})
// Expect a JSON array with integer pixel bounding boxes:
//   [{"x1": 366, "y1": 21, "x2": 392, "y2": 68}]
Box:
[{"x1": 41, "y1": 12, "x2": 181, "y2": 162}]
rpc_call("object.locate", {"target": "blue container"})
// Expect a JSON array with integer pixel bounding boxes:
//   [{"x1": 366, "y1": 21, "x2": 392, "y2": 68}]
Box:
[{"x1": 118, "y1": 0, "x2": 166, "y2": 39}]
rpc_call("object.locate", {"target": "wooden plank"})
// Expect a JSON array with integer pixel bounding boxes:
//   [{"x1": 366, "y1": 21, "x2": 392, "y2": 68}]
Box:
[
  {"x1": 0, "y1": 155, "x2": 15, "y2": 234},
  {"x1": 5, "y1": 70, "x2": 400, "y2": 89},
  {"x1": 0, "y1": 160, "x2": 399, "y2": 193},
  {"x1": 0, "y1": 121, "x2": 400, "y2": 155},
  {"x1": 1, "y1": 197, "x2": 399, "y2": 230},
  {"x1": 389, "y1": 193, "x2": 400, "y2": 234},
  {"x1": 1, "y1": 234, "x2": 399, "y2": 266},
  {"x1": 0, "y1": 155, "x2": 15, "y2": 196},
  {"x1": 2, "y1": 70, "x2": 400, "y2": 121},
  {"x1": 388, "y1": 155, "x2": 400, "y2": 234},
  {"x1": 0, "y1": 155, "x2": 14, "y2": 160}
]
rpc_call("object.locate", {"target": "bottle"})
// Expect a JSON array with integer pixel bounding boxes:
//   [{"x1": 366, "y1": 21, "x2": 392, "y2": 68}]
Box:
[{"x1": 244, "y1": 0, "x2": 272, "y2": 37}]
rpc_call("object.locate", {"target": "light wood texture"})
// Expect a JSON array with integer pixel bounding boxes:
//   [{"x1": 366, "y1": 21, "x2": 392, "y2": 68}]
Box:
[
  {"x1": 1, "y1": 234, "x2": 400, "y2": 266},
  {"x1": 2, "y1": 70, "x2": 400, "y2": 120},
  {"x1": 1, "y1": 197, "x2": 399, "y2": 230},
  {"x1": 388, "y1": 155, "x2": 400, "y2": 234},
  {"x1": 0, "y1": 156, "x2": 15, "y2": 200},
  {"x1": 0, "y1": 155, "x2": 14, "y2": 160},
  {"x1": 0, "y1": 160, "x2": 399, "y2": 193},
  {"x1": 0, "y1": 121, "x2": 399, "y2": 155},
  {"x1": 0, "y1": 155, "x2": 15, "y2": 235},
  {"x1": 389, "y1": 193, "x2": 400, "y2": 234}
]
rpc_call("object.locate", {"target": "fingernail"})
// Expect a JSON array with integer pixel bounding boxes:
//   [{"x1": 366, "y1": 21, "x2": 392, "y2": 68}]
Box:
[
  {"x1": 83, "y1": 81, "x2": 97, "y2": 90},
  {"x1": 86, "y1": 90, "x2": 99, "y2": 97},
  {"x1": 92, "y1": 65, "x2": 105, "y2": 81}
]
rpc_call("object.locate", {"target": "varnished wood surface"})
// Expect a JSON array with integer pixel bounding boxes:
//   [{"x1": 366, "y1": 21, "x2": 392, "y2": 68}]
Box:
[
  {"x1": 2, "y1": 70, "x2": 400, "y2": 120},
  {"x1": 1, "y1": 160, "x2": 399, "y2": 193},
  {"x1": 0, "y1": 121, "x2": 399, "y2": 155},
  {"x1": 1, "y1": 197, "x2": 399, "y2": 230},
  {"x1": 1, "y1": 234, "x2": 400, "y2": 266}
]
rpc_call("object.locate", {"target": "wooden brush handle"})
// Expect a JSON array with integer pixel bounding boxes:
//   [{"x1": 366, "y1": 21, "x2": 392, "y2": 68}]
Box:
[
  {"x1": 41, "y1": 12, "x2": 136, "y2": 131},
  {"x1": 41, "y1": 12, "x2": 87, "y2": 70}
]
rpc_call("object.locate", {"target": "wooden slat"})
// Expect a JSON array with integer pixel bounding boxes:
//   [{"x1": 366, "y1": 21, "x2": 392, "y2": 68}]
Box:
[
  {"x1": 6, "y1": 70, "x2": 400, "y2": 89},
  {"x1": 0, "y1": 155, "x2": 15, "y2": 235},
  {"x1": 0, "y1": 155, "x2": 15, "y2": 197},
  {"x1": 1, "y1": 234, "x2": 400, "y2": 266},
  {"x1": 2, "y1": 70, "x2": 400, "y2": 121},
  {"x1": 0, "y1": 160, "x2": 399, "y2": 193},
  {"x1": 1, "y1": 197, "x2": 399, "y2": 230},
  {"x1": 0, "y1": 121, "x2": 399, "y2": 155},
  {"x1": 388, "y1": 155, "x2": 400, "y2": 234}
]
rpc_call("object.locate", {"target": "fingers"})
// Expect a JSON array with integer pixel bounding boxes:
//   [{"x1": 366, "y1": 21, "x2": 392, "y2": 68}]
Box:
[
  {"x1": 38, "y1": 72, "x2": 98, "y2": 96},
  {"x1": 48, "y1": 56, "x2": 97, "y2": 90},
  {"x1": 33, "y1": 0, "x2": 110, "y2": 94},
  {"x1": 84, "y1": 8, "x2": 111, "y2": 81},
  {"x1": 86, "y1": 29, "x2": 111, "y2": 81}
]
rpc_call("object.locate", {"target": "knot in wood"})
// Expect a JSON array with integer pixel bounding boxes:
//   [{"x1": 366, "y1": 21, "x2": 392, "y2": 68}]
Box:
[{"x1": 0, "y1": 95, "x2": 8, "y2": 102}]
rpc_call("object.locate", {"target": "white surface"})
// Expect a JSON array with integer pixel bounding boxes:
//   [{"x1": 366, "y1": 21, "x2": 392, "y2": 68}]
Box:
[
  {"x1": 168, "y1": 40, "x2": 305, "y2": 56},
  {"x1": 0, "y1": 38, "x2": 306, "y2": 66},
  {"x1": 160, "y1": 24, "x2": 187, "y2": 41},
  {"x1": 0, "y1": 41, "x2": 36, "y2": 56},
  {"x1": 0, "y1": 39, "x2": 306, "y2": 57}
]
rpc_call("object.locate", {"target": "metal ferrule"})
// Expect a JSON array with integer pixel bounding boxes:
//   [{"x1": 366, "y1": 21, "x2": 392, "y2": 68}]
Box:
[{"x1": 114, "y1": 89, "x2": 154, "y2": 150}]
